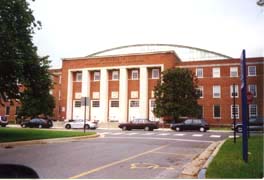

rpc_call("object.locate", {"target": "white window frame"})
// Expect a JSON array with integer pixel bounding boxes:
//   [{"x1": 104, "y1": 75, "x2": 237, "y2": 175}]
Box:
[
  {"x1": 213, "y1": 85, "x2": 221, "y2": 98},
  {"x1": 59, "y1": 75, "x2": 62, "y2": 84},
  {"x1": 196, "y1": 68, "x2": 203, "y2": 78},
  {"x1": 213, "y1": 105, "x2": 221, "y2": 119},
  {"x1": 94, "y1": 71, "x2": 100, "y2": 81},
  {"x1": 231, "y1": 105, "x2": 239, "y2": 119},
  {"x1": 112, "y1": 71, "x2": 119, "y2": 80},
  {"x1": 131, "y1": 70, "x2": 139, "y2": 80},
  {"x1": 110, "y1": 100, "x2": 119, "y2": 107},
  {"x1": 230, "y1": 85, "x2": 239, "y2": 98},
  {"x1": 248, "y1": 66, "x2": 256, "y2": 76},
  {"x1": 92, "y1": 100, "x2": 100, "y2": 107},
  {"x1": 152, "y1": 69, "x2": 159, "y2": 79},
  {"x1": 230, "y1": 67, "x2": 238, "y2": 77},
  {"x1": 130, "y1": 100, "x2": 139, "y2": 107},
  {"x1": 248, "y1": 84, "x2": 257, "y2": 97},
  {"x1": 74, "y1": 100, "x2": 81, "y2": 107},
  {"x1": 197, "y1": 86, "x2": 204, "y2": 98},
  {"x1": 249, "y1": 104, "x2": 257, "y2": 118},
  {"x1": 76, "y1": 72, "x2": 82, "y2": 82},
  {"x1": 212, "y1": 67, "x2": 220, "y2": 78}
]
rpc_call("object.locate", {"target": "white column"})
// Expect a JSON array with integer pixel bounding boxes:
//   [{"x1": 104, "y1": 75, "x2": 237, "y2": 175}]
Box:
[
  {"x1": 66, "y1": 71, "x2": 73, "y2": 120},
  {"x1": 119, "y1": 68, "x2": 128, "y2": 122},
  {"x1": 140, "y1": 67, "x2": 148, "y2": 119},
  {"x1": 100, "y1": 68, "x2": 108, "y2": 123},
  {"x1": 81, "y1": 70, "x2": 90, "y2": 120}
]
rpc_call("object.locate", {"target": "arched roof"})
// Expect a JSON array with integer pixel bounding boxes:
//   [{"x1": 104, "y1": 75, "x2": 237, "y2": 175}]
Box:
[{"x1": 86, "y1": 44, "x2": 232, "y2": 61}]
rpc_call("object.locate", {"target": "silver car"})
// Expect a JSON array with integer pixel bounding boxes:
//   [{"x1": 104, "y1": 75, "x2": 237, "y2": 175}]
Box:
[{"x1": 64, "y1": 119, "x2": 97, "y2": 129}]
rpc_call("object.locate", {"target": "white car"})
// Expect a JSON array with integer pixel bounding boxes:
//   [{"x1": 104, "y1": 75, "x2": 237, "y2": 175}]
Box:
[{"x1": 64, "y1": 119, "x2": 97, "y2": 129}]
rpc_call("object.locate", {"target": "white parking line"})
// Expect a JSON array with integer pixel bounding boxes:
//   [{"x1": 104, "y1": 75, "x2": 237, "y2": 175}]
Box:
[
  {"x1": 192, "y1": 134, "x2": 203, "y2": 137},
  {"x1": 142, "y1": 133, "x2": 155, "y2": 136},
  {"x1": 112, "y1": 132, "x2": 124, "y2": 135},
  {"x1": 100, "y1": 132, "x2": 110, "y2": 135},
  {"x1": 126, "y1": 133, "x2": 138, "y2": 136},
  {"x1": 173, "y1": 134, "x2": 185, "y2": 136},
  {"x1": 210, "y1": 135, "x2": 221, "y2": 138},
  {"x1": 157, "y1": 133, "x2": 170, "y2": 136},
  {"x1": 229, "y1": 135, "x2": 240, "y2": 138}
]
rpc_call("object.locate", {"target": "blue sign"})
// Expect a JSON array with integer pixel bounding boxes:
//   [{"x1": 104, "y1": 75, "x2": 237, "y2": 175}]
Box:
[{"x1": 240, "y1": 49, "x2": 248, "y2": 162}]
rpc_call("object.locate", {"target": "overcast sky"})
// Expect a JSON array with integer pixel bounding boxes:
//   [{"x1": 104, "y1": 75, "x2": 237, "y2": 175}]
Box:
[{"x1": 30, "y1": 0, "x2": 264, "y2": 68}]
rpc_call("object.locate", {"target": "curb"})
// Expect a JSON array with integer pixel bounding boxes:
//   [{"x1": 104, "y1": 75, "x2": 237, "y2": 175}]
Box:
[
  {"x1": 0, "y1": 134, "x2": 100, "y2": 148},
  {"x1": 178, "y1": 140, "x2": 225, "y2": 179}
]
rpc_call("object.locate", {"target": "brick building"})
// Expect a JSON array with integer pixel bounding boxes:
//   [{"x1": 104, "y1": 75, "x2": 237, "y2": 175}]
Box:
[{"x1": 1, "y1": 45, "x2": 263, "y2": 126}]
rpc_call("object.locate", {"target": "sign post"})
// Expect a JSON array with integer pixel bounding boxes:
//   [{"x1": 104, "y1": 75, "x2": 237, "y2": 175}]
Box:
[
  {"x1": 240, "y1": 49, "x2": 248, "y2": 163},
  {"x1": 232, "y1": 84, "x2": 237, "y2": 144}
]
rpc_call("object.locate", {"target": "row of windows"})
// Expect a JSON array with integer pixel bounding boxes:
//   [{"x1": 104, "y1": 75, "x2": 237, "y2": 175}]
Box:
[
  {"x1": 196, "y1": 66, "x2": 257, "y2": 78},
  {"x1": 197, "y1": 84, "x2": 257, "y2": 98},
  {"x1": 1, "y1": 106, "x2": 20, "y2": 116},
  {"x1": 75, "y1": 69, "x2": 160, "y2": 82},
  {"x1": 212, "y1": 104, "x2": 257, "y2": 119}
]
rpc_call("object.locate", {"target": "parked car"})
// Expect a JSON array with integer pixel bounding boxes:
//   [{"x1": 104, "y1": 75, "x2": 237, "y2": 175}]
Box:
[
  {"x1": 170, "y1": 118, "x2": 209, "y2": 132},
  {"x1": 232, "y1": 117, "x2": 264, "y2": 133},
  {"x1": 64, "y1": 119, "x2": 97, "y2": 129},
  {"x1": 20, "y1": 118, "x2": 53, "y2": 128},
  {"x1": 0, "y1": 116, "x2": 8, "y2": 127},
  {"x1": 118, "y1": 118, "x2": 159, "y2": 131}
]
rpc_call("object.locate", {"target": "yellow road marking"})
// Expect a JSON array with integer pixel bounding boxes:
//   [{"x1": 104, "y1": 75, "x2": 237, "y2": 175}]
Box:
[{"x1": 69, "y1": 144, "x2": 168, "y2": 179}]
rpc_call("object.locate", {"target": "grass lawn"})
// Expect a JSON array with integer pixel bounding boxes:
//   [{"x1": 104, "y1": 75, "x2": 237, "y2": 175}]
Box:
[
  {"x1": 206, "y1": 135, "x2": 263, "y2": 178},
  {"x1": 0, "y1": 128, "x2": 96, "y2": 143}
]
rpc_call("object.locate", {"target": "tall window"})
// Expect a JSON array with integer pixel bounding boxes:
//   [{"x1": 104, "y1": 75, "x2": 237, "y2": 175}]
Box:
[
  {"x1": 5, "y1": 106, "x2": 10, "y2": 116},
  {"x1": 196, "y1": 68, "x2": 203, "y2": 78},
  {"x1": 130, "y1": 100, "x2": 139, "y2": 107},
  {"x1": 74, "y1": 101, "x2": 81, "y2": 107},
  {"x1": 248, "y1": 66, "x2": 256, "y2": 76},
  {"x1": 152, "y1": 69, "x2": 159, "y2": 79},
  {"x1": 15, "y1": 106, "x2": 20, "y2": 115},
  {"x1": 94, "y1": 71, "x2": 100, "y2": 81},
  {"x1": 110, "y1": 101, "x2": 119, "y2": 107},
  {"x1": 230, "y1": 85, "x2": 239, "y2": 98},
  {"x1": 213, "y1": 105, "x2": 221, "y2": 118},
  {"x1": 230, "y1": 67, "x2": 238, "y2": 77},
  {"x1": 131, "y1": 70, "x2": 139, "y2": 80},
  {"x1": 212, "y1": 67, "x2": 220, "y2": 78},
  {"x1": 196, "y1": 86, "x2": 204, "y2": 98},
  {"x1": 213, "y1": 85, "x2": 221, "y2": 98},
  {"x1": 248, "y1": 84, "x2": 257, "y2": 97},
  {"x1": 92, "y1": 101, "x2": 100, "y2": 107},
  {"x1": 231, "y1": 105, "x2": 239, "y2": 119},
  {"x1": 112, "y1": 71, "x2": 119, "y2": 80},
  {"x1": 76, "y1": 72, "x2": 82, "y2": 82},
  {"x1": 249, "y1": 104, "x2": 257, "y2": 118}
]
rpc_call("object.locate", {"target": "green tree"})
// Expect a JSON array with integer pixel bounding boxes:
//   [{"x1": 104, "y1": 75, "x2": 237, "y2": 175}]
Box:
[
  {"x1": 153, "y1": 68, "x2": 201, "y2": 122},
  {"x1": 0, "y1": 0, "x2": 55, "y2": 118}
]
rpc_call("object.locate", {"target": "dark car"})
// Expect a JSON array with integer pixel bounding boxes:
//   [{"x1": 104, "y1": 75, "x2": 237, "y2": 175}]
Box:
[
  {"x1": 232, "y1": 117, "x2": 264, "y2": 133},
  {"x1": 0, "y1": 116, "x2": 8, "y2": 127},
  {"x1": 118, "y1": 118, "x2": 159, "y2": 131},
  {"x1": 170, "y1": 118, "x2": 209, "y2": 132},
  {"x1": 21, "y1": 118, "x2": 53, "y2": 128}
]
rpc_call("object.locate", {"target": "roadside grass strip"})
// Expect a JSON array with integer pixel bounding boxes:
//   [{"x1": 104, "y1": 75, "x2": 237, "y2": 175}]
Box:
[
  {"x1": 206, "y1": 135, "x2": 263, "y2": 178},
  {"x1": 0, "y1": 128, "x2": 96, "y2": 143}
]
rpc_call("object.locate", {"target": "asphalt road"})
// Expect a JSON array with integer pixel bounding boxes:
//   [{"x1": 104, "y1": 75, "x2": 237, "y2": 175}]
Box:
[{"x1": 0, "y1": 129, "x2": 232, "y2": 179}]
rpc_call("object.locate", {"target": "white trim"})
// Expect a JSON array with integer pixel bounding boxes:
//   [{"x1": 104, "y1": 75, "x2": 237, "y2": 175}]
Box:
[
  {"x1": 66, "y1": 71, "x2": 73, "y2": 120},
  {"x1": 140, "y1": 67, "x2": 148, "y2": 119},
  {"x1": 119, "y1": 68, "x2": 128, "y2": 123},
  {"x1": 100, "y1": 69, "x2": 108, "y2": 123},
  {"x1": 178, "y1": 61, "x2": 264, "y2": 68}
]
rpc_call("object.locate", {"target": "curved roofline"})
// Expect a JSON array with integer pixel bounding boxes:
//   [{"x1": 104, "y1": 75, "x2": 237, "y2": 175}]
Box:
[{"x1": 86, "y1": 44, "x2": 232, "y2": 59}]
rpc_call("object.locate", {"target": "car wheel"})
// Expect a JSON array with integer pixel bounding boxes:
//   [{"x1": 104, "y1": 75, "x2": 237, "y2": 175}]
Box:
[
  {"x1": 84, "y1": 124, "x2": 90, "y2": 129},
  {"x1": 144, "y1": 126, "x2": 150, "y2": 131},
  {"x1": 65, "y1": 124, "x2": 71, "y2": 129},
  {"x1": 38, "y1": 124, "x2": 42, "y2": 128},
  {"x1": 175, "y1": 127, "x2": 181, "y2": 132},
  {"x1": 122, "y1": 126, "x2": 127, "y2": 131},
  {"x1": 237, "y1": 126, "x2": 243, "y2": 133},
  {"x1": 200, "y1": 127, "x2": 206, "y2": 132}
]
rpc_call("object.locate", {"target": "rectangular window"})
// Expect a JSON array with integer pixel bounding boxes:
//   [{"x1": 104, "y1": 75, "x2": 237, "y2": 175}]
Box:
[
  {"x1": 94, "y1": 71, "x2": 100, "y2": 81},
  {"x1": 230, "y1": 67, "x2": 238, "y2": 77},
  {"x1": 230, "y1": 85, "x2": 239, "y2": 98},
  {"x1": 196, "y1": 68, "x2": 203, "y2": 78},
  {"x1": 152, "y1": 69, "x2": 160, "y2": 79},
  {"x1": 248, "y1": 66, "x2": 256, "y2": 76},
  {"x1": 15, "y1": 106, "x2": 20, "y2": 115},
  {"x1": 231, "y1": 105, "x2": 239, "y2": 119},
  {"x1": 249, "y1": 104, "x2": 257, "y2": 118},
  {"x1": 150, "y1": 100, "x2": 155, "y2": 108},
  {"x1": 59, "y1": 75, "x2": 62, "y2": 84},
  {"x1": 112, "y1": 71, "x2": 119, "y2": 80},
  {"x1": 213, "y1": 105, "x2": 221, "y2": 118},
  {"x1": 196, "y1": 86, "x2": 204, "y2": 98},
  {"x1": 131, "y1": 70, "x2": 139, "y2": 80},
  {"x1": 92, "y1": 101, "x2": 100, "y2": 107},
  {"x1": 130, "y1": 100, "x2": 139, "y2": 107},
  {"x1": 213, "y1": 85, "x2": 221, "y2": 98},
  {"x1": 76, "y1": 72, "x2": 82, "y2": 82},
  {"x1": 213, "y1": 67, "x2": 220, "y2": 78},
  {"x1": 110, "y1": 101, "x2": 119, "y2": 107},
  {"x1": 5, "y1": 106, "x2": 10, "y2": 116},
  {"x1": 74, "y1": 101, "x2": 81, "y2": 107},
  {"x1": 59, "y1": 90, "x2": 61, "y2": 100},
  {"x1": 248, "y1": 84, "x2": 257, "y2": 97}
]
